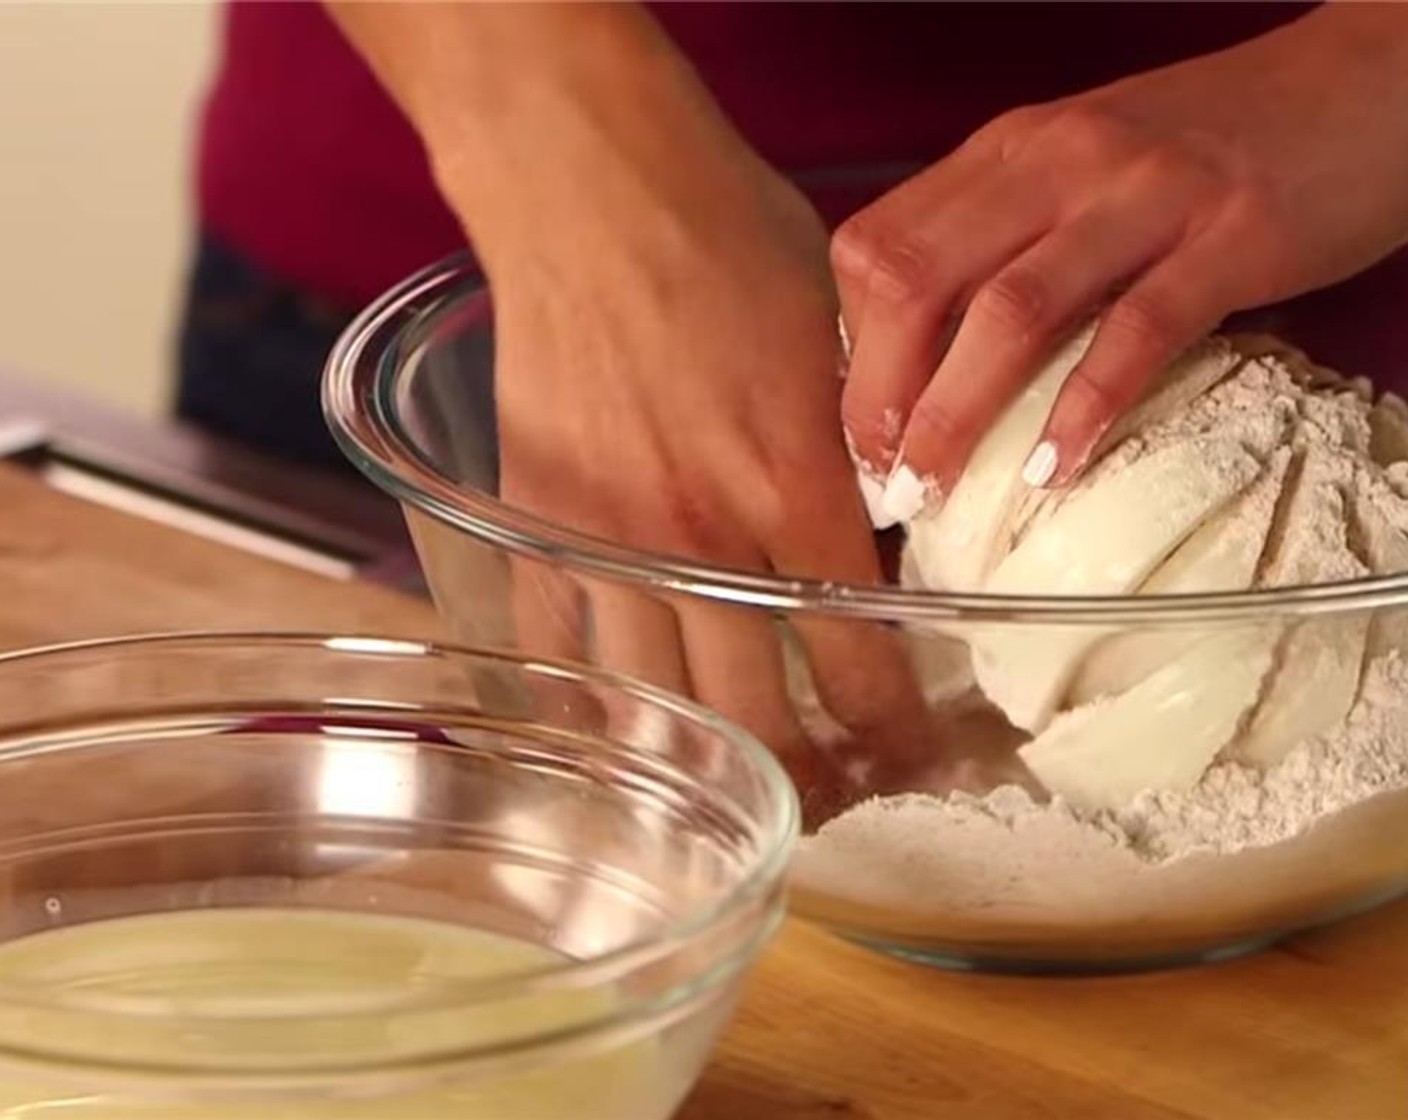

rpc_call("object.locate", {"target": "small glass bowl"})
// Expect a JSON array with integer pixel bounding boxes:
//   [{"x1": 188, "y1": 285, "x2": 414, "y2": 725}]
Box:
[
  {"x1": 0, "y1": 633, "x2": 796, "y2": 1115},
  {"x1": 325, "y1": 256, "x2": 1408, "y2": 973}
]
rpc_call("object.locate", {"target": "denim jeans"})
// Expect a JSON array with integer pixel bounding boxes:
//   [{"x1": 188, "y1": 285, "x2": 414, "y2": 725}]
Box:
[{"x1": 175, "y1": 235, "x2": 355, "y2": 473}]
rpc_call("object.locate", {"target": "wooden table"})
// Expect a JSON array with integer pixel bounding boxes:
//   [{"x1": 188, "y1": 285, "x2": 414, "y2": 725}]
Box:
[{"x1": 3, "y1": 464, "x2": 1406, "y2": 1119}]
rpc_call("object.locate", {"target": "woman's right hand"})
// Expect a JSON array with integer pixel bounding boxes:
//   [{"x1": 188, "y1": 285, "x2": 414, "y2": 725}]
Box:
[
  {"x1": 329, "y1": 2, "x2": 936, "y2": 812},
  {"x1": 478, "y1": 127, "x2": 935, "y2": 816}
]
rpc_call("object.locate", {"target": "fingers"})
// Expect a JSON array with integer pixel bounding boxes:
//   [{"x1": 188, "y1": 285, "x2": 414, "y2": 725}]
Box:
[
  {"x1": 761, "y1": 459, "x2": 936, "y2": 781},
  {"x1": 792, "y1": 614, "x2": 937, "y2": 786},
  {"x1": 511, "y1": 557, "x2": 585, "y2": 663},
  {"x1": 576, "y1": 502, "x2": 841, "y2": 803},
  {"x1": 585, "y1": 578, "x2": 690, "y2": 694},
  {"x1": 833, "y1": 159, "x2": 1047, "y2": 474},
  {"x1": 503, "y1": 556, "x2": 605, "y2": 729},
  {"x1": 501, "y1": 432, "x2": 587, "y2": 663},
  {"x1": 673, "y1": 599, "x2": 841, "y2": 802},
  {"x1": 832, "y1": 140, "x2": 994, "y2": 377},
  {"x1": 893, "y1": 162, "x2": 1194, "y2": 490},
  {"x1": 1035, "y1": 224, "x2": 1244, "y2": 487}
]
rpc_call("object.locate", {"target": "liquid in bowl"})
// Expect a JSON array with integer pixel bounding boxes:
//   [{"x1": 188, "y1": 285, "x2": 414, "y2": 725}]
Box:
[{"x1": 0, "y1": 635, "x2": 796, "y2": 1114}]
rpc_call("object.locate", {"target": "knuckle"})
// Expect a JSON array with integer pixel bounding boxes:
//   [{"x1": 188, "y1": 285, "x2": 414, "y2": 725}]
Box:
[
  {"x1": 1160, "y1": 139, "x2": 1284, "y2": 237},
  {"x1": 1063, "y1": 366, "x2": 1130, "y2": 420},
  {"x1": 1135, "y1": 144, "x2": 1213, "y2": 193},
  {"x1": 1231, "y1": 173, "x2": 1278, "y2": 214},
  {"x1": 1051, "y1": 104, "x2": 1130, "y2": 156},
  {"x1": 830, "y1": 216, "x2": 883, "y2": 280},
  {"x1": 742, "y1": 471, "x2": 795, "y2": 539},
  {"x1": 905, "y1": 399, "x2": 962, "y2": 450},
  {"x1": 972, "y1": 266, "x2": 1053, "y2": 336},
  {"x1": 1221, "y1": 176, "x2": 1286, "y2": 238},
  {"x1": 976, "y1": 104, "x2": 1054, "y2": 161},
  {"x1": 995, "y1": 103, "x2": 1056, "y2": 136},
  {"x1": 832, "y1": 218, "x2": 941, "y2": 308},
  {"x1": 866, "y1": 236, "x2": 937, "y2": 306},
  {"x1": 1198, "y1": 175, "x2": 1297, "y2": 299},
  {"x1": 758, "y1": 467, "x2": 850, "y2": 545},
  {"x1": 1105, "y1": 289, "x2": 1180, "y2": 354}
]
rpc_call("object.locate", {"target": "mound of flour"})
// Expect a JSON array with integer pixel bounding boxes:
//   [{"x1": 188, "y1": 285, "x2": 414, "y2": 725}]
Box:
[
  {"x1": 795, "y1": 651, "x2": 1408, "y2": 932},
  {"x1": 795, "y1": 339, "x2": 1408, "y2": 934}
]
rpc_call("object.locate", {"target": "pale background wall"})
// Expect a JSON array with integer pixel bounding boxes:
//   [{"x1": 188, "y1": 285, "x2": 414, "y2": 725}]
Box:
[{"x1": 0, "y1": 1, "x2": 218, "y2": 417}]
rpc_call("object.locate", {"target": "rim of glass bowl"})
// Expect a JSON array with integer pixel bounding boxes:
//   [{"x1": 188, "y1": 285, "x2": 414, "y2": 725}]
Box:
[
  {"x1": 0, "y1": 632, "x2": 797, "y2": 1075},
  {"x1": 325, "y1": 253, "x2": 1408, "y2": 626}
]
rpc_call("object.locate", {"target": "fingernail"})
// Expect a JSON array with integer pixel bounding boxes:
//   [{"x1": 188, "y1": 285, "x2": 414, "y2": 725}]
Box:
[
  {"x1": 1021, "y1": 440, "x2": 1059, "y2": 488},
  {"x1": 880, "y1": 463, "x2": 933, "y2": 524},
  {"x1": 845, "y1": 427, "x2": 898, "y2": 530},
  {"x1": 856, "y1": 466, "x2": 896, "y2": 529}
]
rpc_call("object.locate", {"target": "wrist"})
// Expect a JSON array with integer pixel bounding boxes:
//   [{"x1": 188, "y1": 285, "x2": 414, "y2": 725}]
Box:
[
  {"x1": 1283, "y1": 2, "x2": 1408, "y2": 96},
  {"x1": 328, "y1": 2, "x2": 774, "y2": 281},
  {"x1": 415, "y1": 13, "x2": 767, "y2": 279},
  {"x1": 433, "y1": 104, "x2": 798, "y2": 304}
]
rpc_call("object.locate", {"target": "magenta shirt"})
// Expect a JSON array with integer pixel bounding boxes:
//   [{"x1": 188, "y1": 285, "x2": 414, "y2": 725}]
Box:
[{"x1": 196, "y1": 1, "x2": 1407, "y2": 385}]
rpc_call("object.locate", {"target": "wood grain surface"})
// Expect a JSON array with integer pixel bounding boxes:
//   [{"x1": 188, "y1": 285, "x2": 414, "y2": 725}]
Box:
[{"x1": 2, "y1": 464, "x2": 1405, "y2": 1119}]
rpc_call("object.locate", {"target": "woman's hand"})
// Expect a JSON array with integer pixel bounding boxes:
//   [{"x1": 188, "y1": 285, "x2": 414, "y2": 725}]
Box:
[
  {"x1": 835, "y1": 3, "x2": 1408, "y2": 513},
  {"x1": 492, "y1": 151, "x2": 949, "y2": 817},
  {"x1": 330, "y1": 2, "x2": 934, "y2": 810}
]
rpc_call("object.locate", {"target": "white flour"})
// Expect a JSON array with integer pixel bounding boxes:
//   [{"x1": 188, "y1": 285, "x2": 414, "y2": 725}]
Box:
[
  {"x1": 794, "y1": 342, "x2": 1408, "y2": 937},
  {"x1": 1122, "y1": 656, "x2": 1408, "y2": 858},
  {"x1": 788, "y1": 662, "x2": 1408, "y2": 935}
]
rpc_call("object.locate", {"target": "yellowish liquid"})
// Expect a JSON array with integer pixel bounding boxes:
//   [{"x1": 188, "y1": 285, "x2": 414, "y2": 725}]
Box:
[{"x1": 0, "y1": 908, "x2": 671, "y2": 1118}]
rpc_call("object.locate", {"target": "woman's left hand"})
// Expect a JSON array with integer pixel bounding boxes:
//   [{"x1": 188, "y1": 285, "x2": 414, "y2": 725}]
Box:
[{"x1": 835, "y1": 3, "x2": 1408, "y2": 512}]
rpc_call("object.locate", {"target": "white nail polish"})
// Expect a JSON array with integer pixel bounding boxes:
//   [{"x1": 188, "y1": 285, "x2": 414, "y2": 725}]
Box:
[
  {"x1": 880, "y1": 463, "x2": 932, "y2": 524},
  {"x1": 1021, "y1": 440, "x2": 1059, "y2": 488},
  {"x1": 844, "y1": 426, "x2": 898, "y2": 530},
  {"x1": 857, "y1": 468, "x2": 897, "y2": 530}
]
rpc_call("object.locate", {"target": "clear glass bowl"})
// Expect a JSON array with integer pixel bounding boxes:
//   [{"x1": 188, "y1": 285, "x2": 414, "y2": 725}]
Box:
[
  {"x1": 0, "y1": 633, "x2": 795, "y2": 1114},
  {"x1": 326, "y1": 256, "x2": 1408, "y2": 973}
]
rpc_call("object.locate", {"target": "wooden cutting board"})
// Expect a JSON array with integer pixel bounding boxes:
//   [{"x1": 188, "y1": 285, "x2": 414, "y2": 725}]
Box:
[{"x1": 2, "y1": 463, "x2": 1406, "y2": 1119}]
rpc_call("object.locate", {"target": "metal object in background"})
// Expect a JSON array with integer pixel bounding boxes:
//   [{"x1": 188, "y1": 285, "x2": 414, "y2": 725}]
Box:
[{"x1": 0, "y1": 368, "x2": 425, "y2": 594}]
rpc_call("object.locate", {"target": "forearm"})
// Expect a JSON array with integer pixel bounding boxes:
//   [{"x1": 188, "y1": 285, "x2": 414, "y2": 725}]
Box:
[
  {"x1": 1312, "y1": 0, "x2": 1408, "y2": 73},
  {"x1": 324, "y1": 2, "x2": 765, "y2": 275}
]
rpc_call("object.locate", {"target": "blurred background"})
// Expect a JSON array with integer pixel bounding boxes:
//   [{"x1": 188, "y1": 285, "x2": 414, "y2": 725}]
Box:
[{"x1": 0, "y1": 1, "x2": 216, "y2": 417}]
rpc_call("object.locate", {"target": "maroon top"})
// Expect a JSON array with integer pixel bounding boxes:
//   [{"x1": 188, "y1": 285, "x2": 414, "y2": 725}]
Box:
[{"x1": 196, "y1": 1, "x2": 1407, "y2": 384}]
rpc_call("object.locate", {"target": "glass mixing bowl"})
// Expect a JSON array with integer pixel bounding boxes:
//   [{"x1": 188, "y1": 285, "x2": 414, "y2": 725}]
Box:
[
  {"x1": 0, "y1": 633, "x2": 795, "y2": 1115},
  {"x1": 326, "y1": 256, "x2": 1408, "y2": 973}
]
